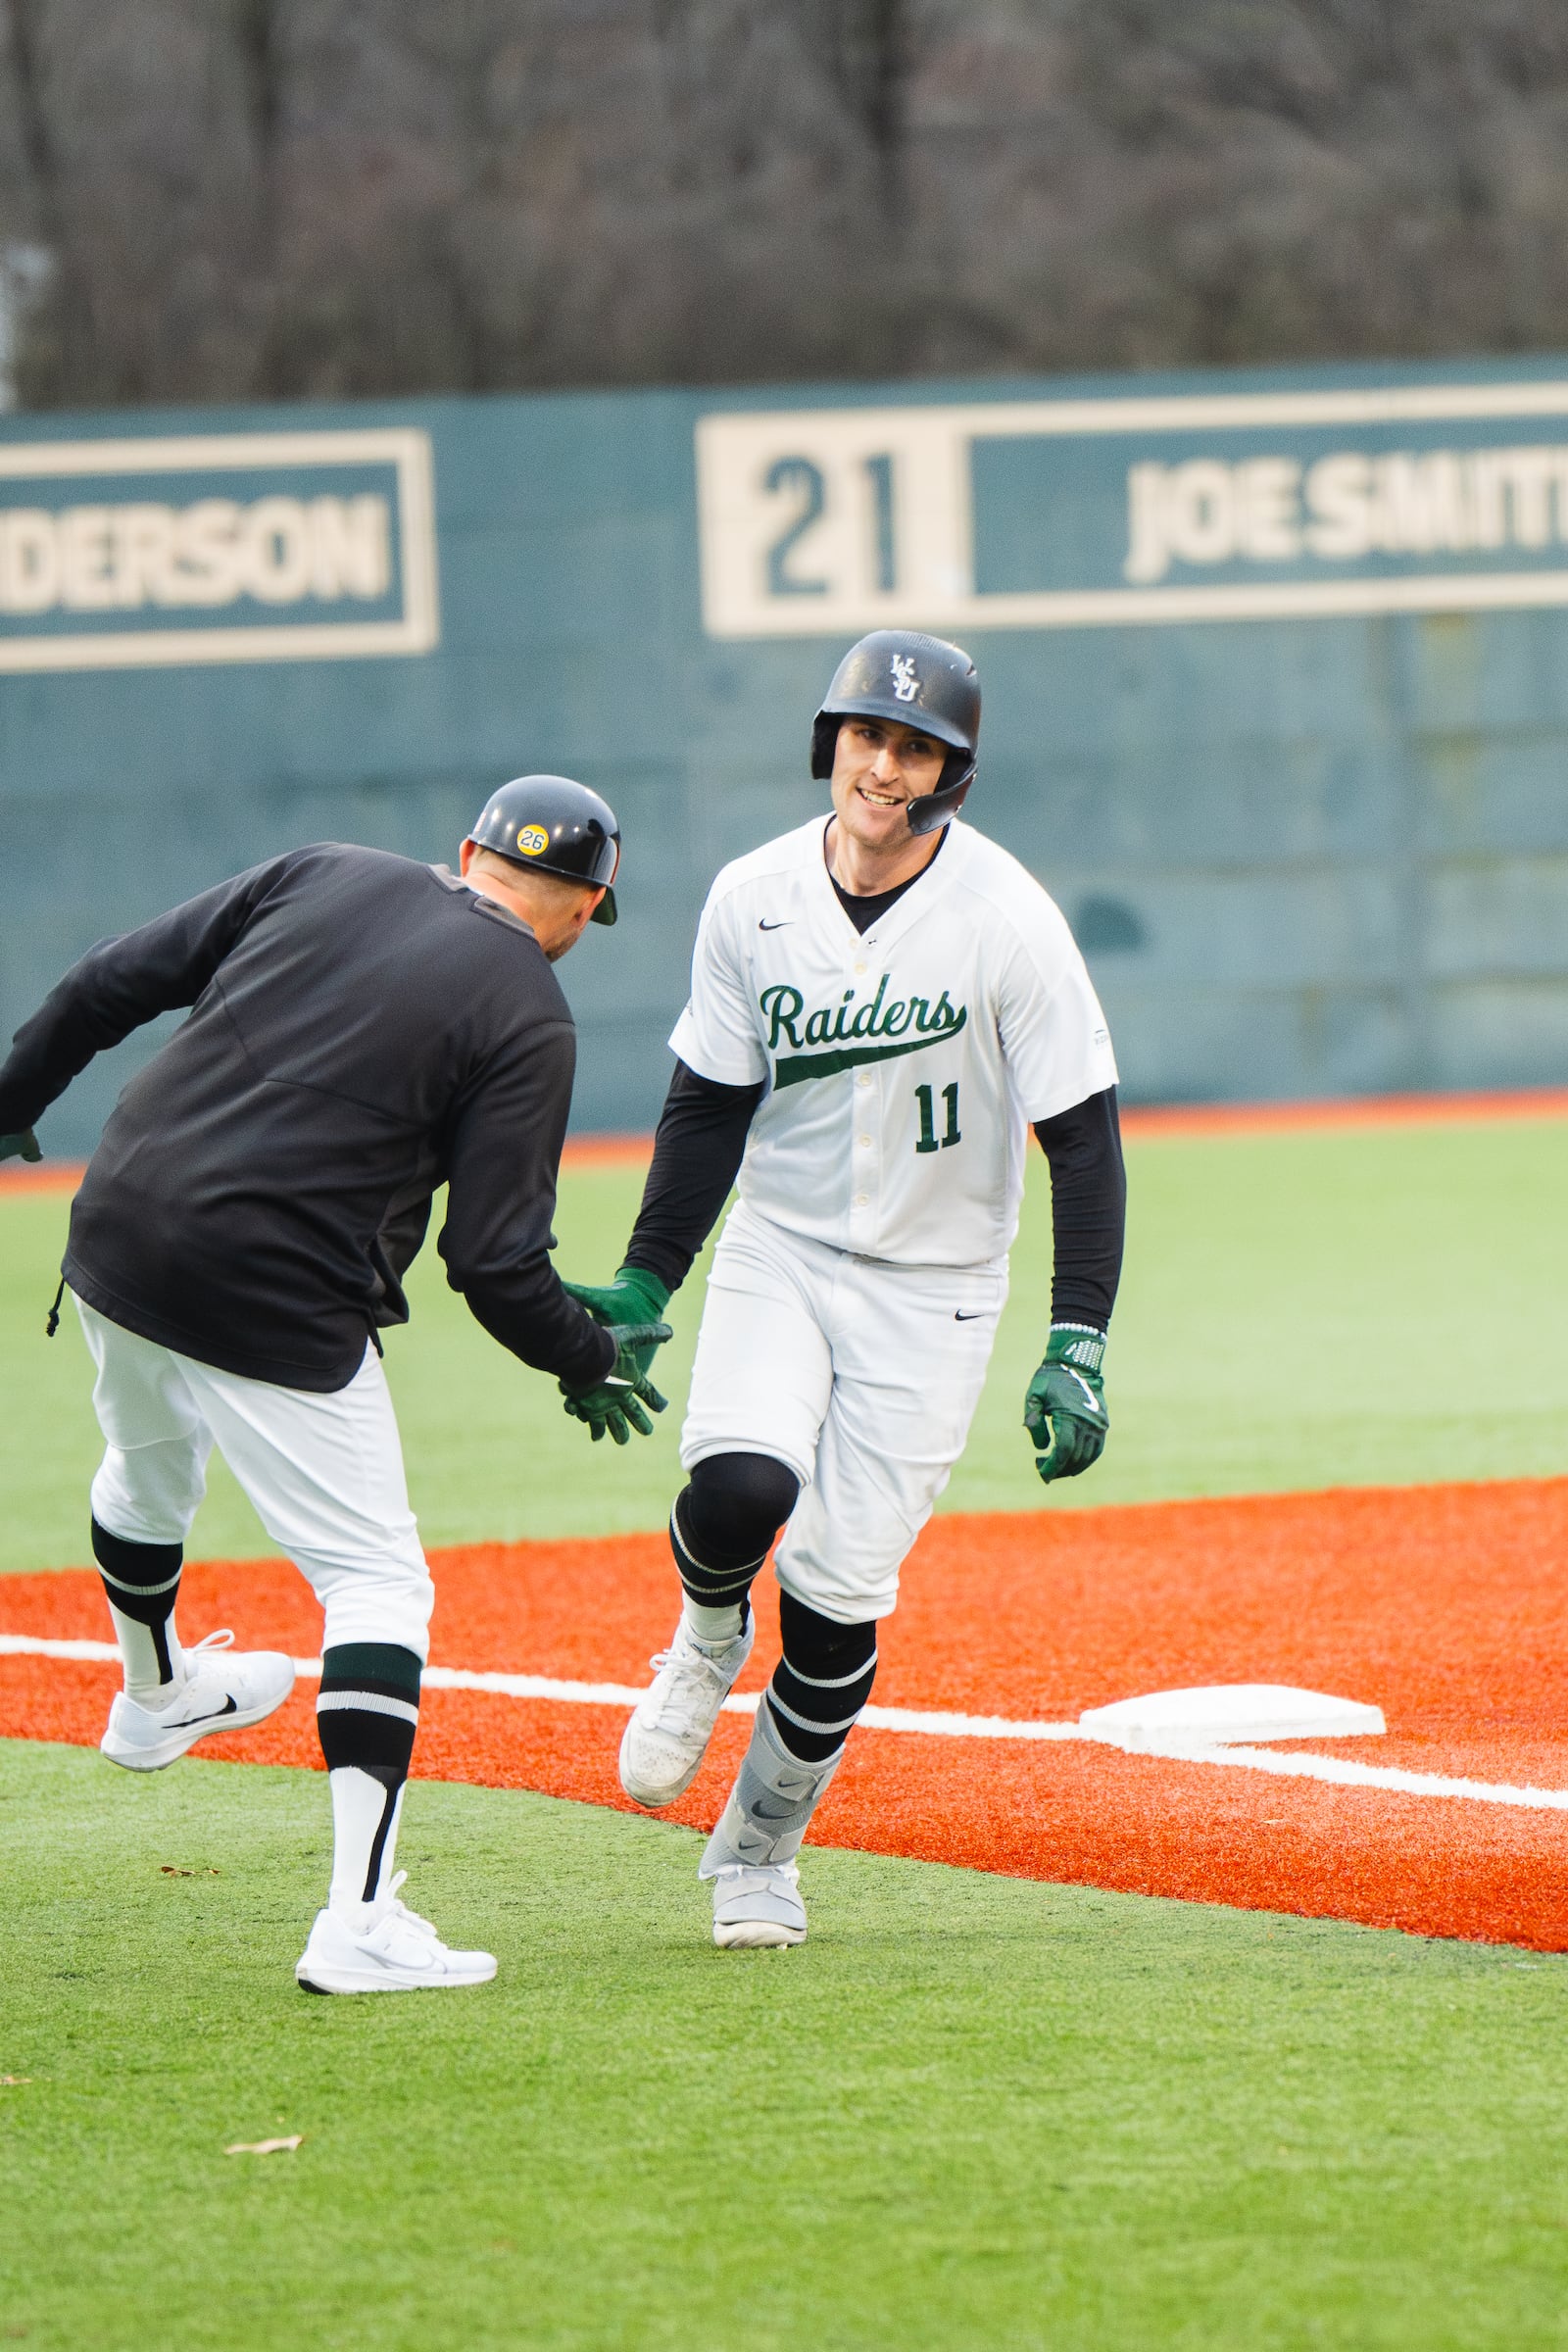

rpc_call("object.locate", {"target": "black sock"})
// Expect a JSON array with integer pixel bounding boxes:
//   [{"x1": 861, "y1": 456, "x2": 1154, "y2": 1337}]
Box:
[
  {"x1": 671, "y1": 1452, "x2": 802, "y2": 1627},
  {"x1": 669, "y1": 1491, "x2": 763, "y2": 1623},
  {"x1": 765, "y1": 1592, "x2": 878, "y2": 1764}
]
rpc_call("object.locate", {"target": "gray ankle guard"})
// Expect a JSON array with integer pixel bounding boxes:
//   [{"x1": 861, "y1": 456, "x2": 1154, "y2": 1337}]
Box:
[{"x1": 699, "y1": 1700, "x2": 843, "y2": 1879}]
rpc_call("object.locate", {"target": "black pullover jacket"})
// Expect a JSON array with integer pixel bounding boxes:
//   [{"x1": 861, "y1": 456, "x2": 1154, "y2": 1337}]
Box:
[{"x1": 0, "y1": 844, "x2": 616, "y2": 1395}]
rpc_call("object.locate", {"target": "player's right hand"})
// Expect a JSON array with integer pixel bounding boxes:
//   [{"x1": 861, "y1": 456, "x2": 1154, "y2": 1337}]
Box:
[
  {"x1": 0, "y1": 1128, "x2": 41, "y2": 1164},
  {"x1": 563, "y1": 1265, "x2": 672, "y2": 1383},
  {"x1": 560, "y1": 1320, "x2": 673, "y2": 1446}
]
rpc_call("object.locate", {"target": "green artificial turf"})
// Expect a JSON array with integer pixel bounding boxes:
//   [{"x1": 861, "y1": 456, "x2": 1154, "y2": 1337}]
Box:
[
  {"x1": 4, "y1": 1113, "x2": 1568, "y2": 1571},
  {"x1": 3, "y1": 1738, "x2": 1567, "y2": 2352}
]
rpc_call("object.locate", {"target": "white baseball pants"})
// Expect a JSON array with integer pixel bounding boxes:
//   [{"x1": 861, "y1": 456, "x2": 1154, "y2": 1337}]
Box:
[
  {"x1": 74, "y1": 1296, "x2": 434, "y2": 1660},
  {"x1": 680, "y1": 1203, "x2": 1006, "y2": 1623}
]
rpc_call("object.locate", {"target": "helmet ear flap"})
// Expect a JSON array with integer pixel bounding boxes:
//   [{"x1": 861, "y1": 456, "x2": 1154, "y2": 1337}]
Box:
[
  {"x1": 906, "y1": 754, "x2": 977, "y2": 837},
  {"x1": 809, "y1": 713, "x2": 838, "y2": 782}
]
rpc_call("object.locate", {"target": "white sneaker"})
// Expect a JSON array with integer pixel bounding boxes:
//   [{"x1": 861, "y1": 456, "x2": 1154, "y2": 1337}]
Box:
[
  {"x1": 617, "y1": 1615, "x2": 755, "y2": 1809},
  {"x1": 295, "y1": 1875, "x2": 498, "y2": 1994},
  {"x1": 100, "y1": 1632, "x2": 295, "y2": 1772},
  {"x1": 710, "y1": 1861, "x2": 808, "y2": 1950}
]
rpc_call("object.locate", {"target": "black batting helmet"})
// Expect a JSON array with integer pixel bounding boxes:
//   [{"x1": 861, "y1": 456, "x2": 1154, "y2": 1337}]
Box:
[
  {"x1": 466, "y1": 774, "x2": 621, "y2": 926},
  {"x1": 810, "y1": 630, "x2": 981, "y2": 836}
]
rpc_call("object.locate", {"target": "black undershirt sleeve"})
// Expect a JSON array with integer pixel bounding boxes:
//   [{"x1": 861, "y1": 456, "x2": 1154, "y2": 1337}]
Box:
[
  {"x1": 622, "y1": 1059, "x2": 765, "y2": 1293},
  {"x1": 1033, "y1": 1086, "x2": 1126, "y2": 1334}
]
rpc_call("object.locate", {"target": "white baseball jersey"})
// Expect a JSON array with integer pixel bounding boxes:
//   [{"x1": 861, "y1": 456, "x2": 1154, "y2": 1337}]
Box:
[{"x1": 668, "y1": 815, "x2": 1116, "y2": 1270}]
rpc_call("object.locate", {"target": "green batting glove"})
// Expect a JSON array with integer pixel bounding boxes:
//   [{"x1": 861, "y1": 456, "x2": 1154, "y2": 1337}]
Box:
[
  {"x1": 0, "y1": 1128, "x2": 41, "y2": 1164},
  {"x1": 562, "y1": 1264, "x2": 672, "y2": 1381},
  {"x1": 1024, "y1": 1325, "x2": 1109, "y2": 1486},
  {"x1": 561, "y1": 1320, "x2": 673, "y2": 1446}
]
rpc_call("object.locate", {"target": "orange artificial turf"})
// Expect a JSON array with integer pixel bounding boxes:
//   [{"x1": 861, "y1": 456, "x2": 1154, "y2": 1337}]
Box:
[{"x1": 6, "y1": 1480, "x2": 1568, "y2": 1948}]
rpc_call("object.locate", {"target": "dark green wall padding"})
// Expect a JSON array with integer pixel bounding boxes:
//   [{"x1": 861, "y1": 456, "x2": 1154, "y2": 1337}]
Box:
[{"x1": 5, "y1": 359, "x2": 1568, "y2": 1154}]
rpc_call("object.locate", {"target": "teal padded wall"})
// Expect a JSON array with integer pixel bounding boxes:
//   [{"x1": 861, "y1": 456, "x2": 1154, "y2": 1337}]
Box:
[{"x1": 4, "y1": 356, "x2": 1568, "y2": 1155}]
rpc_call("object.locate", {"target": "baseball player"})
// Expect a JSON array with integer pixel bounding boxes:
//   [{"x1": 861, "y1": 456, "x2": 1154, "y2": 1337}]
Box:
[
  {"x1": 0, "y1": 777, "x2": 667, "y2": 1993},
  {"x1": 564, "y1": 632, "x2": 1126, "y2": 1947}
]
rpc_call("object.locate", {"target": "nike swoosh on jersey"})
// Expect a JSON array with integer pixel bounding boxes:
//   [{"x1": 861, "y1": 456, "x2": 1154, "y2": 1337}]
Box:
[
  {"x1": 758, "y1": 919, "x2": 791, "y2": 930},
  {"x1": 955, "y1": 1310, "x2": 986, "y2": 1321}
]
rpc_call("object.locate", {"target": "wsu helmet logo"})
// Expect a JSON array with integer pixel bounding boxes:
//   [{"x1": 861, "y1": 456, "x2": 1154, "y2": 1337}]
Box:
[{"x1": 890, "y1": 652, "x2": 919, "y2": 702}]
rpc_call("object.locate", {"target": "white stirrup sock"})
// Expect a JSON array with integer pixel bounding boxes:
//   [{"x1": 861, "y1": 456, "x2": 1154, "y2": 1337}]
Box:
[{"x1": 327, "y1": 1770, "x2": 408, "y2": 1928}]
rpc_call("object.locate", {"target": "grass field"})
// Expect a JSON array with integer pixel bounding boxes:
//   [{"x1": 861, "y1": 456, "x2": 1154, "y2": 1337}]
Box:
[
  {"x1": 5, "y1": 1110, "x2": 1568, "y2": 2349},
  {"x1": 6, "y1": 1743, "x2": 1568, "y2": 2352}
]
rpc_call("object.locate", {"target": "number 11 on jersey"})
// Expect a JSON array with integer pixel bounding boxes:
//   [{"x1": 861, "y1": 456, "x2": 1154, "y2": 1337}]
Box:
[{"x1": 914, "y1": 1082, "x2": 960, "y2": 1153}]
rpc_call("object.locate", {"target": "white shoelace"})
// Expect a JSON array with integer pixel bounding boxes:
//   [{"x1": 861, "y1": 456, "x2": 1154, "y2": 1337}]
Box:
[
  {"x1": 356, "y1": 1879, "x2": 445, "y2": 1965},
  {"x1": 376, "y1": 1872, "x2": 437, "y2": 1937},
  {"x1": 646, "y1": 1639, "x2": 736, "y2": 1738},
  {"x1": 132, "y1": 1630, "x2": 239, "y2": 1716},
  {"x1": 185, "y1": 1630, "x2": 236, "y2": 1657}
]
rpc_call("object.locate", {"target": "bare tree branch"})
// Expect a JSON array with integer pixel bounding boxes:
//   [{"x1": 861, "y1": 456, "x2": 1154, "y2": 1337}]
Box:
[{"x1": 13, "y1": 0, "x2": 1568, "y2": 408}]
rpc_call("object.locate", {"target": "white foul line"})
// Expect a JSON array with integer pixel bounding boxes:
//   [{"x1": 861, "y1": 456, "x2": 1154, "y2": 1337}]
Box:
[
  {"x1": 1168, "y1": 1742, "x2": 1568, "y2": 1813},
  {"x1": 4, "y1": 1634, "x2": 1565, "y2": 1814}
]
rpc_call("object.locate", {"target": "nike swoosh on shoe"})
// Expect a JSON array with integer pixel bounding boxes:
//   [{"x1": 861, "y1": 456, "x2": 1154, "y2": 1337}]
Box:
[{"x1": 172, "y1": 1695, "x2": 240, "y2": 1729}]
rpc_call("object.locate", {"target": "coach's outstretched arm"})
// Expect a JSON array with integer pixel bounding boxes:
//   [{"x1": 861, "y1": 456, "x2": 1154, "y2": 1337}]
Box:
[
  {"x1": 436, "y1": 1018, "x2": 670, "y2": 1442},
  {"x1": 1024, "y1": 1084, "x2": 1127, "y2": 1484},
  {"x1": 560, "y1": 1055, "x2": 763, "y2": 1377},
  {"x1": 0, "y1": 858, "x2": 299, "y2": 1151}
]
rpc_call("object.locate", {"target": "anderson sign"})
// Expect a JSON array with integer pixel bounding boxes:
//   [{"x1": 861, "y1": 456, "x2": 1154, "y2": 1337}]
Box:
[
  {"x1": 0, "y1": 428, "x2": 438, "y2": 670},
  {"x1": 696, "y1": 380, "x2": 1568, "y2": 634}
]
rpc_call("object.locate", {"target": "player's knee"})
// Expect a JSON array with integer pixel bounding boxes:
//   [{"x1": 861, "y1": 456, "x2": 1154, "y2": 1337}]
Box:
[
  {"x1": 305, "y1": 1548, "x2": 434, "y2": 1666},
  {"x1": 89, "y1": 1439, "x2": 206, "y2": 1548},
  {"x1": 684, "y1": 1450, "x2": 801, "y2": 1571}
]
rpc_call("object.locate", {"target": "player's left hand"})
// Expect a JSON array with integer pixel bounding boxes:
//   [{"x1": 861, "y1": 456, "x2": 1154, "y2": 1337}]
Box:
[
  {"x1": 1024, "y1": 1325, "x2": 1109, "y2": 1484},
  {"x1": 0, "y1": 1128, "x2": 41, "y2": 1164},
  {"x1": 561, "y1": 1320, "x2": 673, "y2": 1446}
]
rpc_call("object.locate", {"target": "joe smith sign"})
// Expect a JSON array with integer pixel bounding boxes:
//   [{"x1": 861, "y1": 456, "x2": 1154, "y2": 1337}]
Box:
[
  {"x1": 697, "y1": 377, "x2": 1568, "y2": 635},
  {"x1": 0, "y1": 428, "x2": 438, "y2": 671},
  {"x1": 1125, "y1": 442, "x2": 1568, "y2": 584}
]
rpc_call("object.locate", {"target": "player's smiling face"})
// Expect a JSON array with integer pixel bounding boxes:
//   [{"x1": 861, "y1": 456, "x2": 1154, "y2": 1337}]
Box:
[{"x1": 829, "y1": 717, "x2": 947, "y2": 849}]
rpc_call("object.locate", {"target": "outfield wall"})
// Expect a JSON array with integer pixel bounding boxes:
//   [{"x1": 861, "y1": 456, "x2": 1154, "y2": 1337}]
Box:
[{"x1": 4, "y1": 358, "x2": 1568, "y2": 1152}]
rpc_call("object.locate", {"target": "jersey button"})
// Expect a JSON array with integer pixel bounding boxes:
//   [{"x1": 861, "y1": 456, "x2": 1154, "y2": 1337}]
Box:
[
  {"x1": 858, "y1": 1134, "x2": 871, "y2": 1149},
  {"x1": 856, "y1": 1072, "x2": 871, "y2": 1089},
  {"x1": 854, "y1": 1193, "x2": 868, "y2": 1207},
  {"x1": 853, "y1": 960, "x2": 867, "y2": 977}
]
